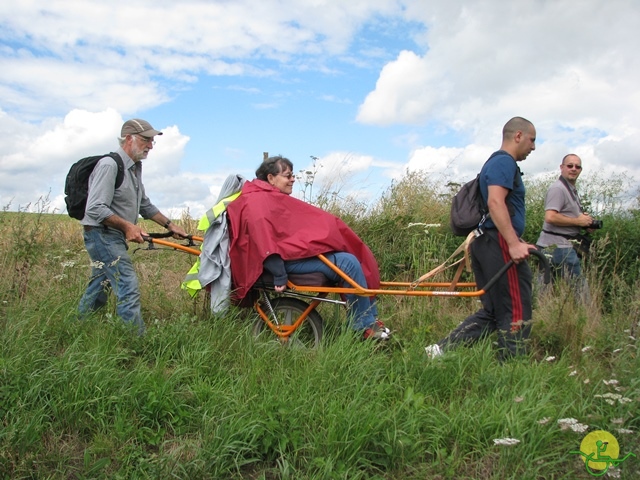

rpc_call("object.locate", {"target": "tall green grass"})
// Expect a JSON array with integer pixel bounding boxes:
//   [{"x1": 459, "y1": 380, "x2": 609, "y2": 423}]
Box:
[{"x1": 0, "y1": 187, "x2": 638, "y2": 479}]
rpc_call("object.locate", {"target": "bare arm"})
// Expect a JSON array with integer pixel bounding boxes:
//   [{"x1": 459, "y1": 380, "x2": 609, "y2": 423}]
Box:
[
  {"x1": 545, "y1": 210, "x2": 593, "y2": 228},
  {"x1": 487, "y1": 185, "x2": 534, "y2": 263},
  {"x1": 149, "y1": 212, "x2": 188, "y2": 239}
]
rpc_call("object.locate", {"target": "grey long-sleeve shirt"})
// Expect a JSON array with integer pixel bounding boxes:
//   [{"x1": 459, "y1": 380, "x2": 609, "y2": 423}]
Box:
[{"x1": 82, "y1": 147, "x2": 159, "y2": 226}]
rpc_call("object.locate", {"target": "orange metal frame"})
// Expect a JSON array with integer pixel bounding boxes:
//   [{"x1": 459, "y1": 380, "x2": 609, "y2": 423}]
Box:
[
  {"x1": 297, "y1": 253, "x2": 480, "y2": 297},
  {"x1": 145, "y1": 235, "x2": 203, "y2": 256},
  {"x1": 144, "y1": 235, "x2": 547, "y2": 342},
  {"x1": 254, "y1": 295, "x2": 326, "y2": 339},
  {"x1": 251, "y1": 253, "x2": 482, "y2": 340}
]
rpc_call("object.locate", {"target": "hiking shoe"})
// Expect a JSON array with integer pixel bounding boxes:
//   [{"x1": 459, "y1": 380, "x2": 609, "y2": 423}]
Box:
[
  {"x1": 363, "y1": 320, "x2": 391, "y2": 340},
  {"x1": 424, "y1": 344, "x2": 443, "y2": 358}
]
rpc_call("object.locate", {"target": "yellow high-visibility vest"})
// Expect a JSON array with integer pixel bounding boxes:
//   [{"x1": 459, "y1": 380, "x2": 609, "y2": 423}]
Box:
[{"x1": 181, "y1": 191, "x2": 242, "y2": 297}]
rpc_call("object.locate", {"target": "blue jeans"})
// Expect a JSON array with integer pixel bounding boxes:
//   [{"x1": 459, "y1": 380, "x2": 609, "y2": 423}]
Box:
[
  {"x1": 284, "y1": 252, "x2": 378, "y2": 330},
  {"x1": 551, "y1": 247, "x2": 582, "y2": 278},
  {"x1": 541, "y1": 246, "x2": 590, "y2": 303},
  {"x1": 78, "y1": 228, "x2": 145, "y2": 335}
]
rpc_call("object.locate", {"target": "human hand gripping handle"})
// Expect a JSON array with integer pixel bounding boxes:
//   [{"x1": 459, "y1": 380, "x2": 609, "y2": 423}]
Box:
[
  {"x1": 124, "y1": 223, "x2": 146, "y2": 244},
  {"x1": 508, "y1": 241, "x2": 534, "y2": 264},
  {"x1": 166, "y1": 221, "x2": 188, "y2": 239}
]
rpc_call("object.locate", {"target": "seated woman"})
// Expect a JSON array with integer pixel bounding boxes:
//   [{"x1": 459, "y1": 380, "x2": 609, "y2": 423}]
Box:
[{"x1": 226, "y1": 155, "x2": 390, "y2": 340}]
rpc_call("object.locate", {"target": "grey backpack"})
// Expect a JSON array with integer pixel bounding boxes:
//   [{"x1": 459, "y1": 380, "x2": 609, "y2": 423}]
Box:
[
  {"x1": 449, "y1": 151, "x2": 517, "y2": 236},
  {"x1": 449, "y1": 174, "x2": 487, "y2": 236}
]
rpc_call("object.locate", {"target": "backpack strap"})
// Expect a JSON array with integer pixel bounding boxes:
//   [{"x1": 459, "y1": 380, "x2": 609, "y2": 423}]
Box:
[
  {"x1": 478, "y1": 151, "x2": 520, "y2": 228},
  {"x1": 104, "y1": 153, "x2": 125, "y2": 190}
]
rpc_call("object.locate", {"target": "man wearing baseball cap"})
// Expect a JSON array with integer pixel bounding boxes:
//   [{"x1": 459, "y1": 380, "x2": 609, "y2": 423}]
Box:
[{"x1": 78, "y1": 118, "x2": 187, "y2": 335}]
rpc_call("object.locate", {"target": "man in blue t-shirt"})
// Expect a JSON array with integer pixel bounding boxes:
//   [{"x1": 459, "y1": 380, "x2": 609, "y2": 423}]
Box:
[{"x1": 426, "y1": 117, "x2": 537, "y2": 361}]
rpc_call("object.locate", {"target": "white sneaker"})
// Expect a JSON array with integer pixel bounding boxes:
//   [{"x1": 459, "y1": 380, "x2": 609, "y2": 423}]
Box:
[{"x1": 425, "y1": 344, "x2": 443, "y2": 358}]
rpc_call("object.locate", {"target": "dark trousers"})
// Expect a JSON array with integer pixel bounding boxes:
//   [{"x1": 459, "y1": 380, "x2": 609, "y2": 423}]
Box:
[{"x1": 439, "y1": 229, "x2": 532, "y2": 360}]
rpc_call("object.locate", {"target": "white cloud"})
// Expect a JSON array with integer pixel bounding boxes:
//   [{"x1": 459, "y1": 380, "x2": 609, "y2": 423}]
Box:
[
  {"x1": 0, "y1": 108, "x2": 220, "y2": 217},
  {"x1": 354, "y1": 0, "x2": 640, "y2": 198},
  {"x1": 0, "y1": 0, "x2": 405, "y2": 118},
  {"x1": 358, "y1": 1, "x2": 640, "y2": 130},
  {"x1": 2, "y1": 0, "x2": 640, "y2": 219}
]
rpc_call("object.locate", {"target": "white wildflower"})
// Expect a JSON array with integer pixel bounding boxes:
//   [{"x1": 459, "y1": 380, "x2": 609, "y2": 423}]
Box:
[
  {"x1": 537, "y1": 417, "x2": 551, "y2": 425},
  {"x1": 90, "y1": 260, "x2": 105, "y2": 269},
  {"x1": 612, "y1": 348, "x2": 622, "y2": 353},
  {"x1": 603, "y1": 379, "x2": 619, "y2": 386},
  {"x1": 545, "y1": 356, "x2": 556, "y2": 362},
  {"x1": 583, "y1": 378, "x2": 590, "y2": 384},
  {"x1": 581, "y1": 346, "x2": 592, "y2": 352},
  {"x1": 557, "y1": 418, "x2": 589, "y2": 432},
  {"x1": 616, "y1": 428, "x2": 634, "y2": 434},
  {"x1": 558, "y1": 418, "x2": 578, "y2": 428},
  {"x1": 606, "y1": 399, "x2": 616, "y2": 405},
  {"x1": 514, "y1": 396, "x2": 524, "y2": 403},
  {"x1": 596, "y1": 393, "x2": 621, "y2": 400},
  {"x1": 61, "y1": 261, "x2": 76, "y2": 268},
  {"x1": 109, "y1": 256, "x2": 121, "y2": 267},
  {"x1": 569, "y1": 370, "x2": 578, "y2": 376},
  {"x1": 407, "y1": 222, "x2": 442, "y2": 231},
  {"x1": 629, "y1": 335, "x2": 636, "y2": 341},
  {"x1": 611, "y1": 418, "x2": 624, "y2": 424},
  {"x1": 606, "y1": 466, "x2": 621, "y2": 478},
  {"x1": 570, "y1": 423, "x2": 589, "y2": 433},
  {"x1": 493, "y1": 438, "x2": 520, "y2": 446},
  {"x1": 53, "y1": 274, "x2": 67, "y2": 281}
]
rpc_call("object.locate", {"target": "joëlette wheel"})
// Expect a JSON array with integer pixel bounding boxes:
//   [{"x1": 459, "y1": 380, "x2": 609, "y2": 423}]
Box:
[{"x1": 252, "y1": 297, "x2": 323, "y2": 349}]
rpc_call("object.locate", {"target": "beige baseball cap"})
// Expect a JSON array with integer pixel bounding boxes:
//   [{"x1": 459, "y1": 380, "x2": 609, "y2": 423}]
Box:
[{"x1": 121, "y1": 119, "x2": 163, "y2": 137}]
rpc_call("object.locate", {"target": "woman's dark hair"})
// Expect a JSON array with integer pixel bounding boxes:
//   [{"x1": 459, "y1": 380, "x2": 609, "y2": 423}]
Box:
[{"x1": 255, "y1": 155, "x2": 294, "y2": 181}]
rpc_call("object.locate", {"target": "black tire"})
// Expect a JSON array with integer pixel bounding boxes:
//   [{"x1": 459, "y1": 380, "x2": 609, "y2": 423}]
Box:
[{"x1": 252, "y1": 297, "x2": 324, "y2": 349}]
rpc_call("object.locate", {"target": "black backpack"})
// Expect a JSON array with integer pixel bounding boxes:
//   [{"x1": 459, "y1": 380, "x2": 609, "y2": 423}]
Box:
[
  {"x1": 449, "y1": 151, "x2": 517, "y2": 236},
  {"x1": 449, "y1": 174, "x2": 487, "y2": 236},
  {"x1": 64, "y1": 153, "x2": 125, "y2": 220}
]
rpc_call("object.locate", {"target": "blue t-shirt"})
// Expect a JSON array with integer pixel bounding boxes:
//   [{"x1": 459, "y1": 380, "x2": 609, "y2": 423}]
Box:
[{"x1": 479, "y1": 150, "x2": 526, "y2": 237}]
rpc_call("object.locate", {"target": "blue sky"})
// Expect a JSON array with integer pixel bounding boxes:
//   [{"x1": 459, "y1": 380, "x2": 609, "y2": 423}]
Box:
[{"x1": 2, "y1": 0, "x2": 640, "y2": 219}]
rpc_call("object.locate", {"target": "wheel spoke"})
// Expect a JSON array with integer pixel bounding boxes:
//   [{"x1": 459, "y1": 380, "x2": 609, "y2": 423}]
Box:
[{"x1": 252, "y1": 297, "x2": 323, "y2": 348}]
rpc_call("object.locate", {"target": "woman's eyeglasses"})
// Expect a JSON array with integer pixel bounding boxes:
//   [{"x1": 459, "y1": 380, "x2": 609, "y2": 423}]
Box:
[{"x1": 278, "y1": 172, "x2": 295, "y2": 179}]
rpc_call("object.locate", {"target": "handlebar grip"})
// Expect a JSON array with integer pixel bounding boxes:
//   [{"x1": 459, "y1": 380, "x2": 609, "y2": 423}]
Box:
[
  {"x1": 147, "y1": 231, "x2": 176, "y2": 239},
  {"x1": 528, "y1": 248, "x2": 551, "y2": 285},
  {"x1": 482, "y1": 247, "x2": 551, "y2": 294}
]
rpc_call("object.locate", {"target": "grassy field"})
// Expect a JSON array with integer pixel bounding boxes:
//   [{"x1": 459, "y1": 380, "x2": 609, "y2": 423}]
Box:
[{"x1": 0, "y1": 203, "x2": 638, "y2": 479}]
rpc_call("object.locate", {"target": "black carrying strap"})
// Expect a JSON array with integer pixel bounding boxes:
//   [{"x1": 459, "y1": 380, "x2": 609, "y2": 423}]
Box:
[
  {"x1": 558, "y1": 175, "x2": 584, "y2": 213},
  {"x1": 542, "y1": 229, "x2": 576, "y2": 240},
  {"x1": 478, "y1": 151, "x2": 520, "y2": 228},
  {"x1": 542, "y1": 176, "x2": 584, "y2": 240}
]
